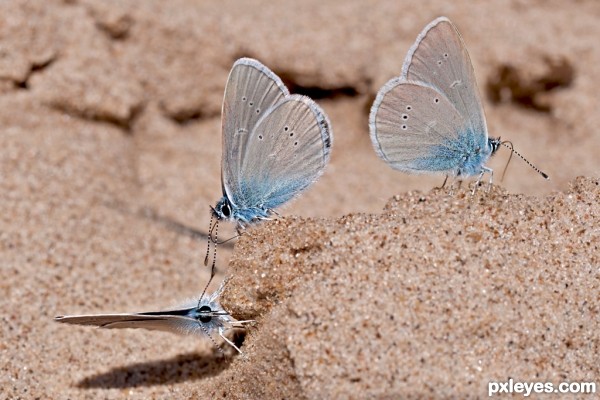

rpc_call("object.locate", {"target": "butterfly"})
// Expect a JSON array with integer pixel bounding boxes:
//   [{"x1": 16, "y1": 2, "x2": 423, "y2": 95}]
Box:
[
  {"x1": 211, "y1": 57, "x2": 333, "y2": 229},
  {"x1": 55, "y1": 278, "x2": 253, "y2": 354},
  {"x1": 369, "y1": 17, "x2": 548, "y2": 192},
  {"x1": 202, "y1": 57, "x2": 334, "y2": 283}
]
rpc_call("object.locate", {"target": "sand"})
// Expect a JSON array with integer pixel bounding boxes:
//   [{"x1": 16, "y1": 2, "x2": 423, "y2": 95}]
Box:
[{"x1": 0, "y1": 0, "x2": 598, "y2": 399}]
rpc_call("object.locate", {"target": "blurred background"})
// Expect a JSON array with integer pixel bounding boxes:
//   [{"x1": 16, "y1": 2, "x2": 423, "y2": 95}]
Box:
[{"x1": 1, "y1": 0, "x2": 598, "y2": 398}]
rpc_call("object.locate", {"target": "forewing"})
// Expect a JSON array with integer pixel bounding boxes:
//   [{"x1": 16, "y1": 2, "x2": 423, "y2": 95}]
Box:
[
  {"x1": 233, "y1": 95, "x2": 332, "y2": 209},
  {"x1": 369, "y1": 79, "x2": 468, "y2": 173},
  {"x1": 221, "y1": 58, "x2": 289, "y2": 203},
  {"x1": 55, "y1": 313, "x2": 199, "y2": 335},
  {"x1": 401, "y1": 17, "x2": 487, "y2": 137}
]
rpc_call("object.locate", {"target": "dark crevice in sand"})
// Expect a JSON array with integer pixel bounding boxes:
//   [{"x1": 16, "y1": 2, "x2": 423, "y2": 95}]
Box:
[
  {"x1": 232, "y1": 329, "x2": 247, "y2": 350},
  {"x1": 225, "y1": 53, "x2": 363, "y2": 100},
  {"x1": 284, "y1": 81, "x2": 360, "y2": 100},
  {"x1": 47, "y1": 101, "x2": 145, "y2": 133},
  {"x1": 76, "y1": 351, "x2": 231, "y2": 389},
  {"x1": 278, "y1": 71, "x2": 361, "y2": 100},
  {"x1": 90, "y1": 12, "x2": 134, "y2": 41},
  {"x1": 165, "y1": 107, "x2": 220, "y2": 126},
  {"x1": 75, "y1": 0, "x2": 133, "y2": 40},
  {"x1": 486, "y1": 55, "x2": 575, "y2": 113},
  {"x1": 16, "y1": 56, "x2": 57, "y2": 90}
]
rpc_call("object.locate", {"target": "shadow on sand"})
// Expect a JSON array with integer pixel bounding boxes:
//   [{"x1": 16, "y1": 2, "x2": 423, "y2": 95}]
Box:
[{"x1": 77, "y1": 350, "x2": 232, "y2": 389}]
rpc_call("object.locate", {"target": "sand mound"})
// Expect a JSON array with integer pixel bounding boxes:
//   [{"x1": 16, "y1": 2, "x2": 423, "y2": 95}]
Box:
[
  {"x1": 208, "y1": 178, "x2": 599, "y2": 399},
  {"x1": 1, "y1": 1, "x2": 599, "y2": 399}
]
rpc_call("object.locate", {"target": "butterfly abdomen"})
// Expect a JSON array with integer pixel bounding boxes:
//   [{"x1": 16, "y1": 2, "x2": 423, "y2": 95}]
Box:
[{"x1": 408, "y1": 127, "x2": 491, "y2": 176}]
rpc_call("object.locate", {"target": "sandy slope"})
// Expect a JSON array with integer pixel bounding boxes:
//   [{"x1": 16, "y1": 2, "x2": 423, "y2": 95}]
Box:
[{"x1": 0, "y1": 0, "x2": 598, "y2": 399}]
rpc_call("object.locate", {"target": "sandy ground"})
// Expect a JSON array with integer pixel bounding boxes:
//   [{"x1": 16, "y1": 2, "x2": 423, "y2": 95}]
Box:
[{"x1": 0, "y1": 0, "x2": 598, "y2": 399}]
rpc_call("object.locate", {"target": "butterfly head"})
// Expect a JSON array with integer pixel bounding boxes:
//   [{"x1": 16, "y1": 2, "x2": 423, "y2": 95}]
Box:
[
  {"x1": 197, "y1": 305, "x2": 213, "y2": 323},
  {"x1": 197, "y1": 304, "x2": 225, "y2": 324},
  {"x1": 488, "y1": 137, "x2": 502, "y2": 156},
  {"x1": 194, "y1": 296, "x2": 231, "y2": 325},
  {"x1": 212, "y1": 197, "x2": 234, "y2": 221}
]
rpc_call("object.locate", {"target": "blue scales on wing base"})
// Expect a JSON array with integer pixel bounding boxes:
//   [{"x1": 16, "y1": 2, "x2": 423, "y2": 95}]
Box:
[
  {"x1": 215, "y1": 177, "x2": 310, "y2": 224},
  {"x1": 410, "y1": 128, "x2": 495, "y2": 177}
]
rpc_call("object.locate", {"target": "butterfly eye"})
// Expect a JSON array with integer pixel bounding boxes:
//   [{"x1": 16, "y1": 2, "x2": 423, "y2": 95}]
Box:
[
  {"x1": 221, "y1": 203, "x2": 231, "y2": 218},
  {"x1": 258, "y1": 135, "x2": 263, "y2": 140},
  {"x1": 284, "y1": 126, "x2": 289, "y2": 131},
  {"x1": 198, "y1": 305, "x2": 212, "y2": 323},
  {"x1": 289, "y1": 132, "x2": 294, "y2": 137}
]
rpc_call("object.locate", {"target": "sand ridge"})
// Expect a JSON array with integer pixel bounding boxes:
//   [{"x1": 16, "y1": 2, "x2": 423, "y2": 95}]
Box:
[
  {"x1": 1, "y1": 0, "x2": 599, "y2": 399},
  {"x1": 210, "y1": 178, "x2": 599, "y2": 398}
]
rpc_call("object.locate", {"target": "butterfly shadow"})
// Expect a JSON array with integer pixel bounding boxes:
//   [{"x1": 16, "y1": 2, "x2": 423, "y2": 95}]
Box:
[
  {"x1": 103, "y1": 199, "x2": 235, "y2": 248},
  {"x1": 76, "y1": 350, "x2": 232, "y2": 389}
]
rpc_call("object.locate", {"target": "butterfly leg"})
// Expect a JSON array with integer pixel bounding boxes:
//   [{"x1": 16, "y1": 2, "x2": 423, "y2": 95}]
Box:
[
  {"x1": 484, "y1": 166, "x2": 494, "y2": 192},
  {"x1": 449, "y1": 176, "x2": 462, "y2": 195},
  {"x1": 219, "y1": 327, "x2": 243, "y2": 354},
  {"x1": 472, "y1": 167, "x2": 493, "y2": 195},
  {"x1": 231, "y1": 319, "x2": 255, "y2": 327},
  {"x1": 472, "y1": 170, "x2": 485, "y2": 195},
  {"x1": 236, "y1": 222, "x2": 247, "y2": 236},
  {"x1": 255, "y1": 208, "x2": 278, "y2": 222},
  {"x1": 436, "y1": 175, "x2": 449, "y2": 190}
]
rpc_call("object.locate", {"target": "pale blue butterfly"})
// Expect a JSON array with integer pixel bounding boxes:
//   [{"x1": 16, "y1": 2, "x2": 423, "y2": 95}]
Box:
[
  {"x1": 369, "y1": 17, "x2": 548, "y2": 191},
  {"x1": 203, "y1": 58, "x2": 333, "y2": 287},
  {"x1": 55, "y1": 278, "x2": 254, "y2": 354},
  {"x1": 212, "y1": 58, "x2": 333, "y2": 229}
]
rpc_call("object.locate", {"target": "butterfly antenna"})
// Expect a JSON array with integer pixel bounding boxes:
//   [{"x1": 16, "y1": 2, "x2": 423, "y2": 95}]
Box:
[
  {"x1": 204, "y1": 213, "x2": 215, "y2": 267},
  {"x1": 197, "y1": 321, "x2": 225, "y2": 356},
  {"x1": 216, "y1": 234, "x2": 240, "y2": 245},
  {"x1": 219, "y1": 328, "x2": 243, "y2": 354},
  {"x1": 198, "y1": 219, "x2": 219, "y2": 308},
  {"x1": 436, "y1": 175, "x2": 449, "y2": 190},
  {"x1": 500, "y1": 141, "x2": 549, "y2": 180},
  {"x1": 500, "y1": 141, "x2": 515, "y2": 182}
]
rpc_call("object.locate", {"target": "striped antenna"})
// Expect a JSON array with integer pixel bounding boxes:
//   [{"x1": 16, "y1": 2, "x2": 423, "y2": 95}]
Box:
[
  {"x1": 500, "y1": 141, "x2": 549, "y2": 181},
  {"x1": 199, "y1": 213, "x2": 219, "y2": 308}
]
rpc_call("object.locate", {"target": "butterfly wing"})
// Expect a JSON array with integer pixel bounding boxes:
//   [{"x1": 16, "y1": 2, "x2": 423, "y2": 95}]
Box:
[
  {"x1": 221, "y1": 58, "x2": 289, "y2": 204},
  {"x1": 401, "y1": 17, "x2": 488, "y2": 138},
  {"x1": 370, "y1": 80, "x2": 476, "y2": 174},
  {"x1": 55, "y1": 312, "x2": 200, "y2": 335},
  {"x1": 233, "y1": 94, "x2": 332, "y2": 210}
]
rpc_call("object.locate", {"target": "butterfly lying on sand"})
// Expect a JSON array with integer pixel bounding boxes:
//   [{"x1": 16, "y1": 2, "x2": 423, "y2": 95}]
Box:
[{"x1": 55, "y1": 278, "x2": 253, "y2": 354}]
